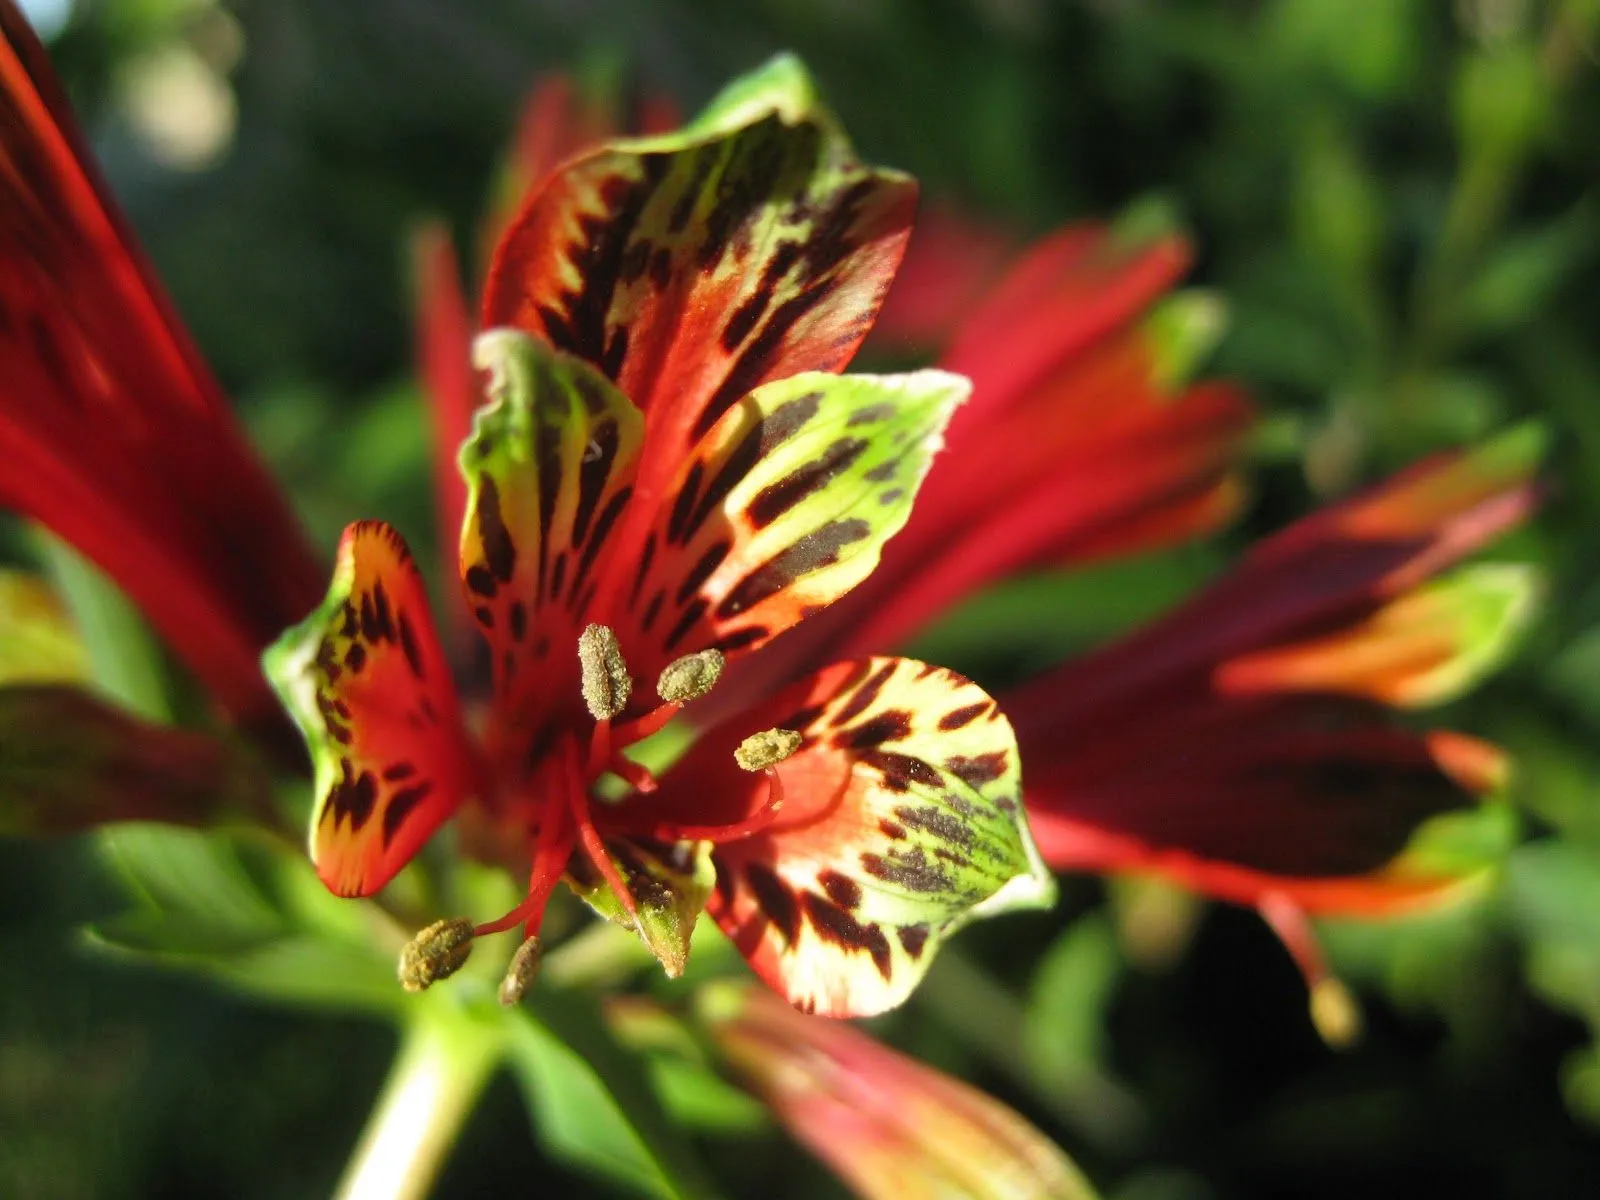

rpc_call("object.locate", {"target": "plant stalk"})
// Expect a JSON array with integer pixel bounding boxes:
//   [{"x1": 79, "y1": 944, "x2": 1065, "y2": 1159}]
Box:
[{"x1": 335, "y1": 1012, "x2": 502, "y2": 1200}]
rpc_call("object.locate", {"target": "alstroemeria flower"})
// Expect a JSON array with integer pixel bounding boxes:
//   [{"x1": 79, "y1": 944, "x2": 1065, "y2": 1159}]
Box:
[
  {"x1": 1002, "y1": 431, "x2": 1538, "y2": 1011},
  {"x1": 0, "y1": 2, "x2": 323, "y2": 734},
  {"x1": 266, "y1": 59, "x2": 1053, "y2": 1018}
]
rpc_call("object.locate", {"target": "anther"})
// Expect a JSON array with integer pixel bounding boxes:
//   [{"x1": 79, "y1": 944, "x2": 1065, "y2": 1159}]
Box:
[
  {"x1": 498, "y1": 936, "x2": 542, "y2": 1007},
  {"x1": 734, "y1": 728, "x2": 803, "y2": 772},
  {"x1": 657, "y1": 649, "x2": 724, "y2": 704},
  {"x1": 1309, "y1": 978, "x2": 1364, "y2": 1050},
  {"x1": 397, "y1": 917, "x2": 475, "y2": 992},
  {"x1": 578, "y1": 623, "x2": 632, "y2": 720}
]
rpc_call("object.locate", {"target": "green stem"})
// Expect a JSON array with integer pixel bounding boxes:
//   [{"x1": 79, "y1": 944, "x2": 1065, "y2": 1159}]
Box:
[{"x1": 335, "y1": 1012, "x2": 502, "y2": 1200}]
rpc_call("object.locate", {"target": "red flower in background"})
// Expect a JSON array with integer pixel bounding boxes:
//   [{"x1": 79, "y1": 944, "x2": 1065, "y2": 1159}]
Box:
[
  {"x1": 0, "y1": 2, "x2": 323, "y2": 731},
  {"x1": 1008, "y1": 435, "x2": 1536, "y2": 905}
]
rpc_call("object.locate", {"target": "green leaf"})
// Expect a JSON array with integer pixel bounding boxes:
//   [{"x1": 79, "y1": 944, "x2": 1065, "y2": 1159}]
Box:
[
  {"x1": 35, "y1": 532, "x2": 171, "y2": 720},
  {"x1": 1026, "y1": 914, "x2": 1122, "y2": 1087},
  {"x1": 506, "y1": 990, "x2": 725, "y2": 1199},
  {"x1": 1457, "y1": 207, "x2": 1598, "y2": 339},
  {"x1": 89, "y1": 824, "x2": 406, "y2": 1016}
]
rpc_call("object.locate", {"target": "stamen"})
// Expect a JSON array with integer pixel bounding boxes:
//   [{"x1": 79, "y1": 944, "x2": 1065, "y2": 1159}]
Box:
[
  {"x1": 578, "y1": 623, "x2": 632, "y2": 721},
  {"x1": 605, "y1": 756, "x2": 660, "y2": 795},
  {"x1": 639, "y1": 767, "x2": 786, "y2": 843},
  {"x1": 397, "y1": 917, "x2": 475, "y2": 992},
  {"x1": 498, "y1": 935, "x2": 541, "y2": 1007},
  {"x1": 657, "y1": 649, "x2": 724, "y2": 704},
  {"x1": 587, "y1": 717, "x2": 614, "y2": 779},
  {"x1": 734, "y1": 727, "x2": 803, "y2": 772},
  {"x1": 1258, "y1": 891, "x2": 1364, "y2": 1049},
  {"x1": 566, "y1": 741, "x2": 639, "y2": 920},
  {"x1": 474, "y1": 802, "x2": 574, "y2": 937},
  {"x1": 607, "y1": 700, "x2": 682, "y2": 750}
]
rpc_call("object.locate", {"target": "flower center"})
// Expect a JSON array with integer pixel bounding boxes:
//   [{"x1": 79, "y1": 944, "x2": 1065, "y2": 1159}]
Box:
[{"x1": 403, "y1": 625, "x2": 801, "y2": 1001}]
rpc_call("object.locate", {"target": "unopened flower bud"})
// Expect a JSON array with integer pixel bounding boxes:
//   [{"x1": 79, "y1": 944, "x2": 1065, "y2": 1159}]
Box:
[
  {"x1": 498, "y1": 935, "x2": 542, "y2": 1007},
  {"x1": 578, "y1": 623, "x2": 632, "y2": 720},
  {"x1": 657, "y1": 649, "x2": 725, "y2": 704},
  {"x1": 735, "y1": 728, "x2": 803, "y2": 772},
  {"x1": 398, "y1": 917, "x2": 475, "y2": 992}
]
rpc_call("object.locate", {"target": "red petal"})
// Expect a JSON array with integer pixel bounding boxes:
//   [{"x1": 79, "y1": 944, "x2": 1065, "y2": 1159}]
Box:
[
  {"x1": 1022, "y1": 692, "x2": 1483, "y2": 905},
  {"x1": 0, "y1": 7, "x2": 322, "y2": 725},
  {"x1": 265, "y1": 522, "x2": 474, "y2": 898},
  {"x1": 865, "y1": 205, "x2": 1016, "y2": 352},
  {"x1": 1006, "y1": 434, "x2": 1541, "y2": 734},
  {"x1": 1001, "y1": 439, "x2": 1536, "y2": 916}
]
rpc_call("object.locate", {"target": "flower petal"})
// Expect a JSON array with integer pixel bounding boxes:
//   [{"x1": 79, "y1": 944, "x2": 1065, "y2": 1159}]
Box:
[
  {"x1": 1006, "y1": 428, "x2": 1542, "y2": 734},
  {"x1": 0, "y1": 569, "x2": 87, "y2": 686},
  {"x1": 482, "y1": 55, "x2": 915, "y2": 502},
  {"x1": 566, "y1": 837, "x2": 715, "y2": 978},
  {"x1": 599, "y1": 367, "x2": 969, "y2": 679},
  {"x1": 700, "y1": 983, "x2": 1098, "y2": 1200},
  {"x1": 1218, "y1": 563, "x2": 1538, "y2": 708},
  {"x1": 1023, "y1": 692, "x2": 1493, "y2": 913},
  {"x1": 458, "y1": 331, "x2": 645, "y2": 756},
  {"x1": 642, "y1": 657, "x2": 1053, "y2": 1017},
  {"x1": 0, "y1": 7, "x2": 323, "y2": 724},
  {"x1": 0, "y1": 684, "x2": 267, "y2": 835},
  {"x1": 264, "y1": 522, "x2": 473, "y2": 897}
]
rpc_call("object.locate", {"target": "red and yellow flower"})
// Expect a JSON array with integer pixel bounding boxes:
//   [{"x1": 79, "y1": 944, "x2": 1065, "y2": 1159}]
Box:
[{"x1": 264, "y1": 59, "x2": 1055, "y2": 1017}]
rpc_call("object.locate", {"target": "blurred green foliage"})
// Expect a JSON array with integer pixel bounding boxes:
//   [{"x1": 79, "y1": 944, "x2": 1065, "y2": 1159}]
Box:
[{"x1": 6, "y1": 0, "x2": 1600, "y2": 1196}]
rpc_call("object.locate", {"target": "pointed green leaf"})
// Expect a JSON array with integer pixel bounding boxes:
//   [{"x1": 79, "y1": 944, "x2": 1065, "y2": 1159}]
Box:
[{"x1": 507, "y1": 992, "x2": 725, "y2": 1199}]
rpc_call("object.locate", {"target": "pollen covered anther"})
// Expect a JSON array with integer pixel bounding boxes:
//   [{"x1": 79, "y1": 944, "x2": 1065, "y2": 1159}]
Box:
[
  {"x1": 578, "y1": 623, "x2": 632, "y2": 720},
  {"x1": 1310, "y1": 977, "x2": 1364, "y2": 1049},
  {"x1": 498, "y1": 935, "x2": 542, "y2": 1006},
  {"x1": 657, "y1": 649, "x2": 725, "y2": 704},
  {"x1": 735, "y1": 728, "x2": 803, "y2": 772},
  {"x1": 398, "y1": 917, "x2": 475, "y2": 992}
]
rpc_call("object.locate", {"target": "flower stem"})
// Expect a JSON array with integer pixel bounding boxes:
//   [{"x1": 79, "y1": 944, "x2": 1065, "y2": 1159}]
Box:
[{"x1": 335, "y1": 1012, "x2": 502, "y2": 1200}]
